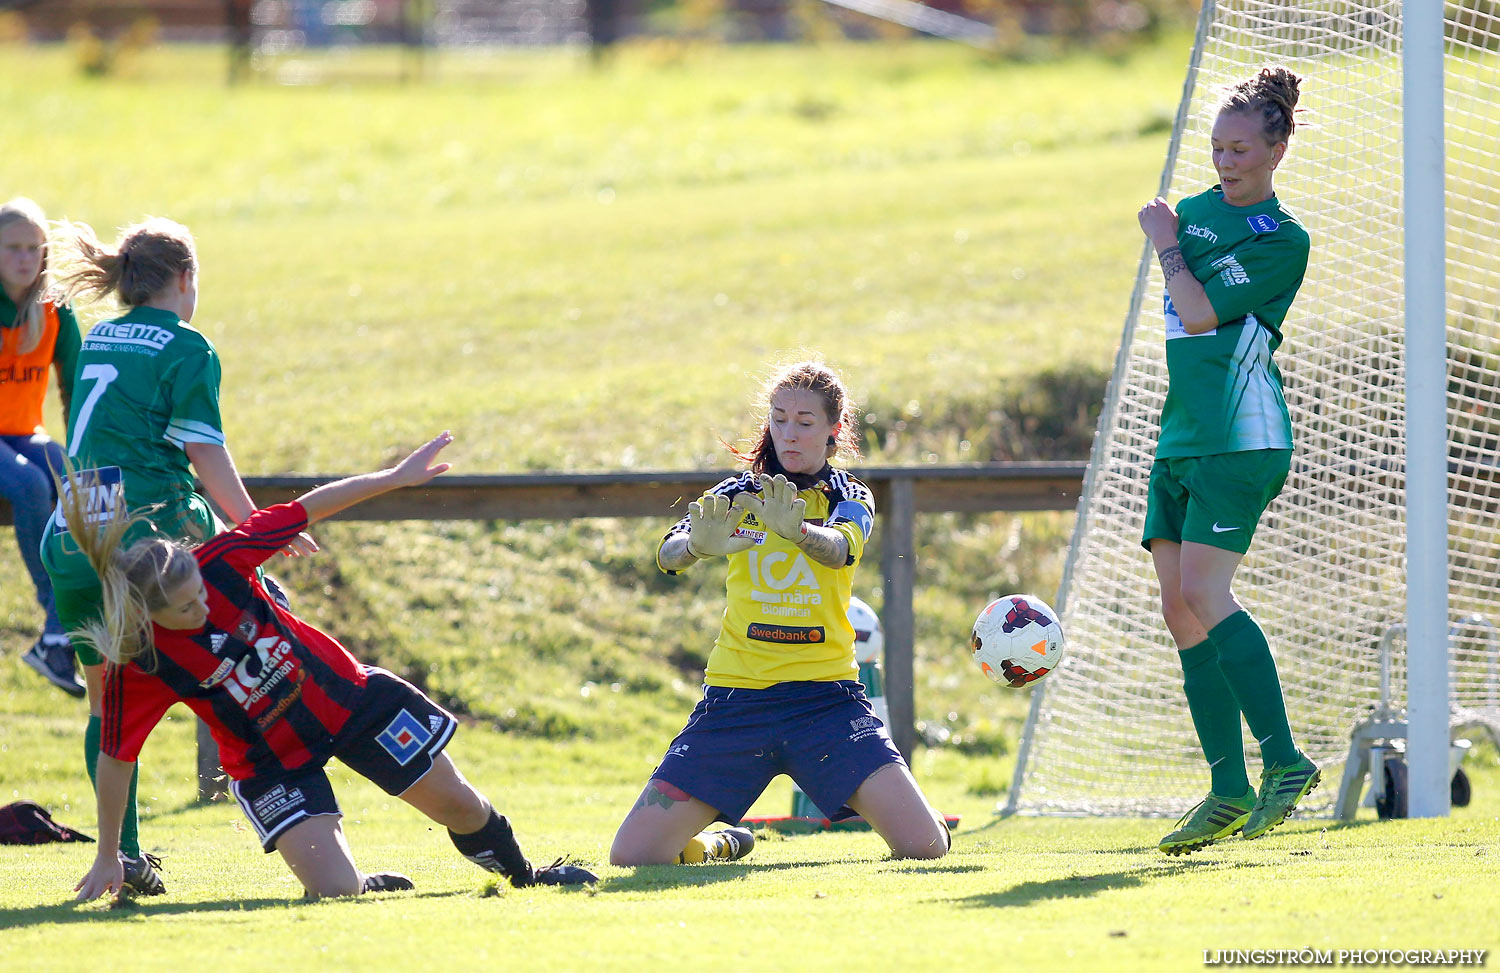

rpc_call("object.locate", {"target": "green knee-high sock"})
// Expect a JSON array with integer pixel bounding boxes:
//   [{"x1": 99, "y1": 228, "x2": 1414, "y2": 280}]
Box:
[
  {"x1": 1207, "y1": 611, "x2": 1300, "y2": 769},
  {"x1": 85, "y1": 715, "x2": 142, "y2": 858},
  {"x1": 1178, "y1": 639, "x2": 1251, "y2": 796}
]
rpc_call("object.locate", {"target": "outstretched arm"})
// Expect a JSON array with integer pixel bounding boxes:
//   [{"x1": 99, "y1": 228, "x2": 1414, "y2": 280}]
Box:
[
  {"x1": 185, "y1": 441, "x2": 256, "y2": 525},
  {"x1": 659, "y1": 493, "x2": 755, "y2": 571},
  {"x1": 791, "y1": 523, "x2": 850, "y2": 569},
  {"x1": 187, "y1": 441, "x2": 319, "y2": 556},
  {"x1": 75, "y1": 754, "x2": 133, "y2": 901},
  {"x1": 296, "y1": 431, "x2": 453, "y2": 526},
  {"x1": 658, "y1": 533, "x2": 701, "y2": 572}
]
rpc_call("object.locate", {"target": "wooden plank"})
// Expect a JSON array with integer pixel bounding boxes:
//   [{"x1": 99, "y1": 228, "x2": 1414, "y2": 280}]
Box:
[
  {"x1": 1, "y1": 463, "x2": 1085, "y2": 524},
  {"x1": 880, "y1": 478, "x2": 918, "y2": 761}
]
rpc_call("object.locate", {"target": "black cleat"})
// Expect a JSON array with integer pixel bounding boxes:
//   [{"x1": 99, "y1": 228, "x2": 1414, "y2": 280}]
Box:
[
  {"x1": 527, "y1": 857, "x2": 598, "y2": 887},
  {"x1": 120, "y1": 852, "x2": 166, "y2": 896},
  {"x1": 713, "y1": 826, "x2": 755, "y2": 862},
  {"x1": 361, "y1": 872, "x2": 414, "y2": 893},
  {"x1": 23, "y1": 637, "x2": 85, "y2": 698}
]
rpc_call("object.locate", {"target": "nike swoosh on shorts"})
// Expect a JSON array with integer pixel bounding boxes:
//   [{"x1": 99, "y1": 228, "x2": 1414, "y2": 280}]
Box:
[{"x1": 1211, "y1": 523, "x2": 1240, "y2": 533}]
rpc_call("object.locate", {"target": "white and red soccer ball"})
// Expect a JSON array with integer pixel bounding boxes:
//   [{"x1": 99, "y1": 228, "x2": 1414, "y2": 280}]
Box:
[
  {"x1": 847, "y1": 595, "x2": 884, "y2": 664},
  {"x1": 970, "y1": 594, "x2": 1066, "y2": 688}
]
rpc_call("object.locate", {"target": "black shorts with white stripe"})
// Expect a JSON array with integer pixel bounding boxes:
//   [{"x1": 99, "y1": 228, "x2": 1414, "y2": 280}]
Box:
[{"x1": 229, "y1": 667, "x2": 458, "y2": 853}]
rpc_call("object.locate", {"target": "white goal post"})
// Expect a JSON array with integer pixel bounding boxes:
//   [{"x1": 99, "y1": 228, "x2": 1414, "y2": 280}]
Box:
[{"x1": 1007, "y1": 0, "x2": 1500, "y2": 818}]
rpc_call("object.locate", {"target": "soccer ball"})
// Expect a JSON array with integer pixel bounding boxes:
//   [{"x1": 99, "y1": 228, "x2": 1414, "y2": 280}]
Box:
[
  {"x1": 847, "y1": 595, "x2": 884, "y2": 664},
  {"x1": 970, "y1": 594, "x2": 1066, "y2": 688}
]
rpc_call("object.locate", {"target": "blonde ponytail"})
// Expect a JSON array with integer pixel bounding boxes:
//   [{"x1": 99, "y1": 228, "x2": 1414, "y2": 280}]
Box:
[
  {"x1": 57, "y1": 467, "x2": 195, "y2": 669},
  {"x1": 53, "y1": 216, "x2": 196, "y2": 309}
]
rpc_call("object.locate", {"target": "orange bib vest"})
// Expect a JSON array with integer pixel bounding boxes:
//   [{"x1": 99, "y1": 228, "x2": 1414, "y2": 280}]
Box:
[{"x1": 0, "y1": 303, "x2": 62, "y2": 436}]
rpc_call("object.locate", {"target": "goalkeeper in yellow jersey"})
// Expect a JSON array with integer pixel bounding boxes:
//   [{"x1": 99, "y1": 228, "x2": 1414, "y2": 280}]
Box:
[{"x1": 610, "y1": 360, "x2": 949, "y2": 866}]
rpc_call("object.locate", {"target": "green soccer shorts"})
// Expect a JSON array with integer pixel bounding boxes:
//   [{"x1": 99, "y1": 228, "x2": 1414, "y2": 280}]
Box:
[{"x1": 1141, "y1": 449, "x2": 1291, "y2": 555}]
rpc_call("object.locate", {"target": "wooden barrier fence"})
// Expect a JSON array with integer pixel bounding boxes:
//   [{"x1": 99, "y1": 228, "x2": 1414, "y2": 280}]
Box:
[{"x1": 3, "y1": 462, "x2": 1087, "y2": 799}]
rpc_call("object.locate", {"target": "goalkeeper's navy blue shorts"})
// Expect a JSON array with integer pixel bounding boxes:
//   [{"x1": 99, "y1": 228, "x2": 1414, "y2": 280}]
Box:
[{"x1": 650, "y1": 680, "x2": 905, "y2": 824}]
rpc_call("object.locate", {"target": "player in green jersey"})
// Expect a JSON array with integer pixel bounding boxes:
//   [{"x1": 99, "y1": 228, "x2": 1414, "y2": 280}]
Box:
[
  {"x1": 1136, "y1": 67, "x2": 1321, "y2": 854},
  {"x1": 42, "y1": 217, "x2": 314, "y2": 894}
]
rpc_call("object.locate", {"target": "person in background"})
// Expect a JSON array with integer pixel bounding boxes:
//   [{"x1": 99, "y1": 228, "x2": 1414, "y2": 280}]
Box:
[{"x1": 0, "y1": 198, "x2": 82, "y2": 696}]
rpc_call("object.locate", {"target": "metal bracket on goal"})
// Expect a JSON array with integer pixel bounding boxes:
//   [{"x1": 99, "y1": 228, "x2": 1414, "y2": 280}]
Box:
[{"x1": 1335, "y1": 616, "x2": 1500, "y2": 819}]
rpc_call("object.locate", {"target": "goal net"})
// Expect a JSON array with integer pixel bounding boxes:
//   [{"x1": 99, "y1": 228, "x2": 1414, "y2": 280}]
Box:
[{"x1": 1007, "y1": 0, "x2": 1500, "y2": 816}]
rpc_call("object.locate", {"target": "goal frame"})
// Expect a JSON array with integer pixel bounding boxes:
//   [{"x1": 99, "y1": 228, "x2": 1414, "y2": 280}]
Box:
[{"x1": 1005, "y1": 0, "x2": 1456, "y2": 818}]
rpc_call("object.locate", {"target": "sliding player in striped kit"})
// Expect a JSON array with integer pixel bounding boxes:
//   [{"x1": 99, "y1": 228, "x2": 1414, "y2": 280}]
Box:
[
  {"x1": 610, "y1": 360, "x2": 948, "y2": 866},
  {"x1": 41, "y1": 216, "x2": 313, "y2": 895},
  {"x1": 69, "y1": 433, "x2": 596, "y2": 900},
  {"x1": 1137, "y1": 67, "x2": 1320, "y2": 855}
]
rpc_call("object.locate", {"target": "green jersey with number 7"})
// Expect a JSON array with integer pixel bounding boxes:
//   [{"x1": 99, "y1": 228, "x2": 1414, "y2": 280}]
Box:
[
  {"x1": 65, "y1": 305, "x2": 226, "y2": 512},
  {"x1": 44, "y1": 305, "x2": 226, "y2": 587}
]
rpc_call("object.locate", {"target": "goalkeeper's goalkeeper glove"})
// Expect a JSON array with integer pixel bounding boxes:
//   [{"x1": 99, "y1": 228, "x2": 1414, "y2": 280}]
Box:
[
  {"x1": 735, "y1": 474, "x2": 807, "y2": 541},
  {"x1": 686, "y1": 493, "x2": 755, "y2": 558}
]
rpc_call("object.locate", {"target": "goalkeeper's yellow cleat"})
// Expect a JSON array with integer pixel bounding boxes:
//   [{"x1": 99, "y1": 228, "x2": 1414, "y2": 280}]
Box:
[
  {"x1": 678, "y1": 826, "x2": 755, "y2": 864},
  {"x1": 1158, "y1": 788, "x2": 1255, "y2": 856},
  {"x1": 1242, "y1": 754, "x2": 1321, "y2": 840}
]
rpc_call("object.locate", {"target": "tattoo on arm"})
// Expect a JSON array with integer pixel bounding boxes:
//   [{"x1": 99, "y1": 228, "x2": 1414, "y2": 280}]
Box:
[
  {"x1": 1158, "y1": 245, "x2": 1187, "y2": 285},
  {"x1": 796, "y1": 524, "x2": 849, "y2": 568},
  {"x1": 658, "y1": 534, "x2": 699, "y2": 572}
]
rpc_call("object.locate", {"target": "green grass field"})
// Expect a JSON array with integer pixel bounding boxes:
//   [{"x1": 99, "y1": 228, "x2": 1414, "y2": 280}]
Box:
[
  {"x1": 3, "y1": 673, "x2": 1498, "y2": 970},
  {"x1": 2, "y1": 38, "x2": 1499, "y2": 970}
]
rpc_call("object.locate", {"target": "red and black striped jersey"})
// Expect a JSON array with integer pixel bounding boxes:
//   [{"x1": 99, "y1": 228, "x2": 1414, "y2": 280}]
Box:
[{"x1": 101, "y1": 503, "x2": 368, "y2": 780}]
